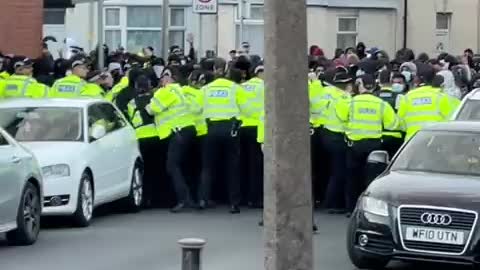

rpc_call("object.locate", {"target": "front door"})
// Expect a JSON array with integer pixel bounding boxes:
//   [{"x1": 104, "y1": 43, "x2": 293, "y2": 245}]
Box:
[{"x1": 0, "y1": 132, "x2": 22, "y2": 227}]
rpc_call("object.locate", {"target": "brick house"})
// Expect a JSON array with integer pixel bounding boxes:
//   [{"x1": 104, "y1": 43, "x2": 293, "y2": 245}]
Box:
[{"x1": 0, "y1": 0, "x2": 73, "y2": 57}]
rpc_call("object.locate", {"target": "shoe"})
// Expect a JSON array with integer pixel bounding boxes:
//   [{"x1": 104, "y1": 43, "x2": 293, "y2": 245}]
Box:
[
  {"x1": 198, "y1": 200, "x2": 207, "y2": 210},
  {"x1": 346, "y1": 212, "x2": 352, "y2": 218},
  {"x1": 170, "y1": 203, "x2": 186, "y2": 213},
  {"x1": 230, "y1": 205, "x2": 240, "y2": 214},
  {"x1": 313, "y1": 224, "x2": 318, "y2": 232},
  {"x1": 258, "y1": 220, "x2": 264, "y2": 226}
]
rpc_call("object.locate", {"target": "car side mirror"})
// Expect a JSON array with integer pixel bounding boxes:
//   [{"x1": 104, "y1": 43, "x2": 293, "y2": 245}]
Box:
[
  {"x1": 90, "y1": 124, "x2": 107, "y2": 140},
  {"x1": 368, "y1": 150, "x2": 390, "y2": 164}
]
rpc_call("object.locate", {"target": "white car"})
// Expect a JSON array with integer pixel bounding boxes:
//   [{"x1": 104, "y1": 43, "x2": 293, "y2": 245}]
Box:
[
  {"x1": 453, "y1": 88, "x2": 480, "y2": 120},
  {"x1": 0, "y1": 98, "x2": 144, "y2": 227},
  {"x1": 0, "y1": 127, "x2": 42, "y2": 245}
]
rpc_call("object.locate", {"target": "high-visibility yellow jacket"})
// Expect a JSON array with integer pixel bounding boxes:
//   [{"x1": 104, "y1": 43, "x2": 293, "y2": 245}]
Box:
[
  {"x1": 127, "y1": 96, "x2": 158, "y2": 139},
  {"x1": 337, "y1": 93, "x2": 399, "y2": 141},
  {"x1": 49, "y1": 75, "x2": 103, "y2": 98},
  {"x1": 257, "y1": 111, "x2": 264, "y2": 144},
  {"x1": 202, "y1": 78, "x2": 245, "y2": 121},
  {"x1": 323, "y1": 86, "x2": 351, "y2": 134},
  {"x1": 239, "y1": 77, "x2": 264, "y2": 127},
  {"x1": 0, "y1": 75, "x2": 49, "y2": 99},
  {"x1": 397, "y1": 85, "x2": 459, "y2": 140},
  {"x1": 105, "y1": 76, "x2": 129, "y2": 102},
  {"x1": 309, "y1": 79, "x2": 328, "y2": 128},
  {"x1": 0, "y1": 71, "x2": 10, "y2": 80},
  {"x1": 149, "y1": 83, "x2": 197, "y2": 139},
  {"x1": 182, "y1": 85, "x2": 207, "y2": 136}
]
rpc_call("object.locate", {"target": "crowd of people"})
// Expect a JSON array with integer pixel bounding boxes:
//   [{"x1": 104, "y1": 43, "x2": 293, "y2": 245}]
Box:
[{"x1": 0, "y1": 40, "x2": 478, "y2": 223}]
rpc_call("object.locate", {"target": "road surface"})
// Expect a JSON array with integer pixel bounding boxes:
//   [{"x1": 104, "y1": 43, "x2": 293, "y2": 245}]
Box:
[{"x1": 0, "y1": 208, "x2": 471, "y2": 270}]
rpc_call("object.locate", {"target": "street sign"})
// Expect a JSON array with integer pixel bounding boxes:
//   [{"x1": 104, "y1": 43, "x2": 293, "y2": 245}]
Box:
[{"x1": 193, "y1": 0, "x2": 218, "y2": 14}]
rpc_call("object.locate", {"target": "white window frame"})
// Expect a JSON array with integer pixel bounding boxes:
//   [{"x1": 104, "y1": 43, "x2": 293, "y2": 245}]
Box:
[
  {"x1": 336, "y1": 16, "x2": 358, "y2": 49},
  {"x1": 234, "y1": 3, "x2": 264, "y2": 49},
  {"x1": 103, "y1": 6, "x2": 187, "y2": 52}
]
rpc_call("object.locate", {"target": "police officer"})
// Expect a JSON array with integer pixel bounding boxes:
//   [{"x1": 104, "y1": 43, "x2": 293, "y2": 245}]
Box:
[
  {"x1": 183, "y1": 70, "x2": 212, "y2": 205},
  {"x1": 309, "y1": 72, "x2": 329, "y2": 207},
  {"x1": 321, "y1": 67, "x2": 352, "y2": 214},
  {"x1": 376, "y1": 70, "x2": 406, "y2": 157},
  {"x1": 239, "y1": 64, "x2": 264, "y2": 208},
  {"x1": 49, "y1": 57, "x2": 103, "y2": 98},
  {"x1": 198, "y1": 58, "x2": 246, "y2": 214},
  {"x1": 126, "y1": 71, "x2": 158, "y2": 208},
  {"x1": 397, "y1": 64, "x2": 458, "y2": 140},
  {"x1": 0, "y1": 54, "x2": 10, "y2": 80},
  {"x1": 337, "y1": 74, "x2": 399, "y2": 215},
  {"x1": 149, "y1": 67, "x2": 198, "y2": 213},
  {"x1": 0, "y1": 56, "x2": 48, "y2": 99}
]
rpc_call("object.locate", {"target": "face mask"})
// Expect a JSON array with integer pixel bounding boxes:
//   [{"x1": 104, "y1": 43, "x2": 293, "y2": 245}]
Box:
[
  {"x1": 391, "y1": 83, "x2": 405, "y2": 93},
  {"x1": 401, "y1": 71, "x2": 412, "y2": 82}
]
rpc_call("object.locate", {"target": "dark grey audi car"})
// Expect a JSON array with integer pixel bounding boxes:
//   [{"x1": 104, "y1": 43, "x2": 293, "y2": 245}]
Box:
[{"x1": 348, "y1": 121, "x2": 480, "y2": 269}]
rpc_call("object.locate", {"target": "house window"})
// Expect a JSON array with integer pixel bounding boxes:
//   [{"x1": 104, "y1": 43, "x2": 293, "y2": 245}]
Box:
[
  {"x1": 44, "y1": 9, "x2": 66, "y2": 25},
  {"x1": 104, "y1": 6, "x2": 187, "y2": 54},
  {"x1": 436, "y1": 13, "x2": 451, "y2": 31},
  {"x1": 104, "y1": 8, "x2": 122, "y2": 50},
  {"x1": 105, "y1": 8, "x2": 120, "y2": 26},
  {"x1": 336, "y1": 17, "x2": 358, "y2": 50},
  {"x1": 235, "y1": 4, "x2": 264, "y2": 56},
  {"x1": 126, "y1": 6, "x2": 162, "y2": 53},
  {"x1": 435, "y1": 13, "x2": 451, "y2": 53}
]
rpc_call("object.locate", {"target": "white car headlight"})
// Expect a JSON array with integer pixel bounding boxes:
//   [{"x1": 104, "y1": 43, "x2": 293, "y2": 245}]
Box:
[
  {"x1": 42, "y1": 164, "x2": 70, "y2": 179},
  {"x1": 362, "y1": 197, "x2": 389, "y2": 217}
]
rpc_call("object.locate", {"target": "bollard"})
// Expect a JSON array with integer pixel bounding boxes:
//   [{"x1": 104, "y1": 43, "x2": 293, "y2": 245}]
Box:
[{"x1": 178, "y1": 238, "x2": 206, "y2": 270}]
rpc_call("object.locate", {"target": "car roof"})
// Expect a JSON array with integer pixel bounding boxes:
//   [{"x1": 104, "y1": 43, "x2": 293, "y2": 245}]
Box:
[
  {"x1": 464, "y1": 88, "x2": 480, "y2": 100},
  {"x1": 423, "y1": 121, "x2": 480, "y2": 133},
  {"x1": 0, "y1": 98, "x2": 108, "y2": 109}
]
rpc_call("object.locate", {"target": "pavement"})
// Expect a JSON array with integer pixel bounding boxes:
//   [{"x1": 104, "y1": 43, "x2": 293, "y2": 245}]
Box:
[{"x1": 0, "y1": 207, "x2": 473, "y2": 270}]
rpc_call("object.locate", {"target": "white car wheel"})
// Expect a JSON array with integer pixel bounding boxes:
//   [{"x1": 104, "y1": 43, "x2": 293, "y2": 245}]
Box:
[
  {"x1": 6, "y1": 182, "x2": 41, "y2": 246},
  {"x1": 72, "y1": 173, "x2": 94, "y2": 227},
  {"x1": 81, "y1": 180, "x2": 94, "y2": 221},
  {"x1": 123, "y1": 162, "x2": 143, "y2": 212},
  {"x1": 132, "y1": 167, "x2": 143, "y2": 207}
]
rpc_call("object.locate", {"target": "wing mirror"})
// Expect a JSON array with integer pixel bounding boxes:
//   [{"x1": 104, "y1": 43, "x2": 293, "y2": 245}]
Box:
[
  {"x1": 368, "y1": 150, "x2": 390, "y2": 164},
  {"x1": 90, "y1": 124, "x2": 107, "y2": 140}
]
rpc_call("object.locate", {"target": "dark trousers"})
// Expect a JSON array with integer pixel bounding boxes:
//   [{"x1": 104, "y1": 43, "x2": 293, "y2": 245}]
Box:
[
  {"x1": 198, "y1": 121, "x2": 241, "y2": 206},
  {"x1": 311, "y1": 127, "x2": 330, "y2": 206},
  {"x1": 382, "y1": 135, "x2": 404, "y2": 159},
  {"x1": 186, "y1": 136, "x2": 203, "y2": 203},
  {"x1": 321, "y1": 129, "x2": 348, "y2": 210},
  {"x1": 346, "y1": 139, "x2": 383, "y2": 212},
  {"x1": 138, "y1": 136, "x2": 162, "y2": 206},
  {"x1": 167, "y1": 126, "x2": 197, "y2": 204},
  {"x1": 240, "y1": 126, "x2": 263, "y2": 206}
]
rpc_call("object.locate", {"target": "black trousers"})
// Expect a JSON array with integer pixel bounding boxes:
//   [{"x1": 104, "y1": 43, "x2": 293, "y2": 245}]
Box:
[
  {"x1": 167, "y1": 126, "x2": 197, "y2": 204},
  {"x1": 346, "y1": 139, "x2": 383, "y2": 212},
  {"x1": 138, "y1": 136, "x2": 162, "y2": 206},
  {"x1": 321, "y1": 129, "x2": 348, "y2": 210},
  {"x1": 311, "y1": 127, "x2": 330, "y2": 206},
  {"x1": 198, "y1": 120, "x2": 241, "y2": 206},
  {"x1": 382, "y1": 135, "x2": 404, "y2": 159},
  {"x1": 240, "y1": 126, "x2": 263, "y2": 206}
]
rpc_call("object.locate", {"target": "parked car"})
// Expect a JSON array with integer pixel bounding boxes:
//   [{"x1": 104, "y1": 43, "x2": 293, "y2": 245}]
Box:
[
  {"x1": 0, "y1": 98, "x2": 144, "y2": 227},
  {"x1": 0, "y1": 127, "x2": 42, "y2": 245},
  {"x1": 453, "y1": 88, "x2": 480, "y2": 120},
  {"x1": 347, "y1": 121, "x2": 480, "y2": 269}
]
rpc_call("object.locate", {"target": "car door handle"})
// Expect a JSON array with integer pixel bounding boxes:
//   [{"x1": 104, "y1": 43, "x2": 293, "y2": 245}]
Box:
[{"x1": 11, "y1": 156, "x2": 21, "y2": 164}]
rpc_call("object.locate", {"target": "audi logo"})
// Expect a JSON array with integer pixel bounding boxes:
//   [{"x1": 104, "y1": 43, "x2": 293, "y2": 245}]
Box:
[{"x1": 420, "y1": 213, "x2": 453, "y2": 226}]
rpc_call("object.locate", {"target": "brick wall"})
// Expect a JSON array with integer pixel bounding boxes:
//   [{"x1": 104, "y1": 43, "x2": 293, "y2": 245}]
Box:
[{"x1": 0, "y1": 0, "x2": 43, "y2": 57}]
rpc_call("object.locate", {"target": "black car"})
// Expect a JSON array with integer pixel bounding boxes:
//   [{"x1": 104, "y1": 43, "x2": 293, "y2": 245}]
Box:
[{"x1": 348, "y1": 121, "x2": 480, "y2": 269}]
